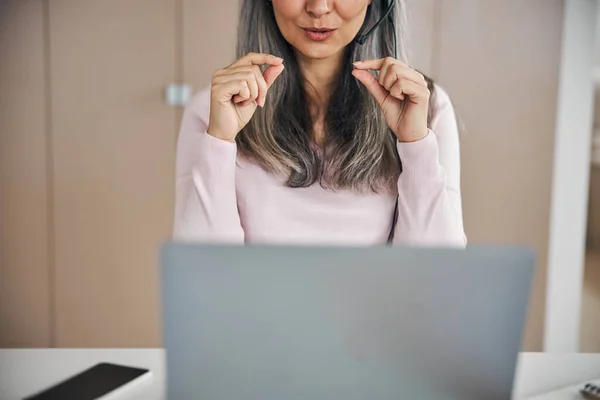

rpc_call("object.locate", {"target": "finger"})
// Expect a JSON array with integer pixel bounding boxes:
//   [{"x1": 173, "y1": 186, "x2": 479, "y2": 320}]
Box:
[
  {"x1": 216, "y1": 66, "x2": 265, "y2": 101},
  {"x1": 213, "y1": 79, "x2": 250, "y2": 104},
  {"x1": 222, "y1": 65, "x2": 283, "y2": 106},
  {"x1": 382, "y1": 69, "x2": 399, "y2": 92},
  {"x1": 381, "y1": 62, "x2": 399, "y2": 92},
  {"x1": 383, "y1": 66, "x2": 429, "y2": 91},
  {"x1": 234, "y1": 64, "x2": 285, "y2": 107},
  {"x1": 352, "y1": 69, "x2": 389, "y2": 106},
  {"x1": 356, "y1": 58, "x2": 427, "y2": 88},
  {"x1": 238, "y1": 76, "x2": 260, "y2": 107},
  {"x1": 237, "y1": 78, "x2": 258, "y2": 105},
  {"x1": 246, "y1": 66, "x2": 268, "y2": 106},
  {"x1": 255, "y1": 64, "x2": 284, "y2": 106},
  {"x1": 378, "y1": 57, "x2": 395, "y2": 87},
  {"x1": 234, "y1": 81, "x2": 257, "y2": 105},
  {"x1": 386, "y1": 64, "x2": 426, "y2": 89},
  {"x1": 389, "y1": 79, "x2": 430, "y2": 104},
  {"x1": 263, "y1": 63, "x2": 285, "y2": 89},
  {"x1": 230, "y1": 52, "x2": 284, "y2": 68},
  {"x1": 353, "y1": 58, "x2": 386, "y2": 70},
  {"x1": 215, "y1": 71, "x2": 259, "y2": 105}
]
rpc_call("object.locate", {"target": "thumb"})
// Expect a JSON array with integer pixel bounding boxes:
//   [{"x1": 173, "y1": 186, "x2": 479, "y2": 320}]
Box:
[
  {"x1": 352, "y1": 69, "x2": 388, "y2": 106},
  {"x1": 264, "y1": 63, "x2": 285, "y2": 88}
]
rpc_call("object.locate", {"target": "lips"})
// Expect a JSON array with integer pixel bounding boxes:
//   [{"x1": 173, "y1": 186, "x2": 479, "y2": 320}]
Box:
[{"x1": 302, "y1": 27, "x2": 337, "y2": 41}]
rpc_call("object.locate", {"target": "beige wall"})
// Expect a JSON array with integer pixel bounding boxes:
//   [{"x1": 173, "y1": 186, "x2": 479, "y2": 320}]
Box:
[
  {"x1": 0, "y1": 0, "x2": 586, "y2": 351},
  {"x1": 182, "y1": 0, "x2": 238, "y2": 96},
  {"x1": 48, "y1": 0, "x2": 178, "y2": 348},
  {"x1": 0, "y1": 0, "x2": 51, "y2": 347},
  {"x1": 434, "y1": 0, "x2": 563, "y2": 350}
]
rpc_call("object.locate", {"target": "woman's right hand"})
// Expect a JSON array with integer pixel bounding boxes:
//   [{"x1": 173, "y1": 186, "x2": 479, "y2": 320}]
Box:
[{"x1": 207, "y1": 53, "x2": 285, "y2": 142}]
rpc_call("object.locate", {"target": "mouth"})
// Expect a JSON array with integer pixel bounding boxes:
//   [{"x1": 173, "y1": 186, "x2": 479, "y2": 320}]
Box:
[{"x1": 302, "y1": 27, "x2": 337, "y2": 41}]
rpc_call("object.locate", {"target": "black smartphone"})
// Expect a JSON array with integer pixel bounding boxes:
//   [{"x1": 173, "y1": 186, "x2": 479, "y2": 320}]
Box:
[{"x1": 23, "y1": 362, "x2": 152, "y2": 400}]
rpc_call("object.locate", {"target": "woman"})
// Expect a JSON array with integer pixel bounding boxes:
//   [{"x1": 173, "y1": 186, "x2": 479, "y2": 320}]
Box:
[{"x1": 174, "y1": 0, "x2": 466, "y2": 247}]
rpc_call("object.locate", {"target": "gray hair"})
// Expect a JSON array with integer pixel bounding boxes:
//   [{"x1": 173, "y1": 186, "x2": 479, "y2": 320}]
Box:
[{"x1": 236, "y1": 0, "x2": 434, "y2": 192}]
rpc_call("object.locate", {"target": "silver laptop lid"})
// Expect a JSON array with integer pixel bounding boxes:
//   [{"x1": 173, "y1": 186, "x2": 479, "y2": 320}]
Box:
[{"x1": 160, "y1": 244, "x2": 534, "y2": 400}]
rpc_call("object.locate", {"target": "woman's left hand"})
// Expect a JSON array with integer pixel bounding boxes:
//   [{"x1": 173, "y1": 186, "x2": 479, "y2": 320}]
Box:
[{"x1": 352, "y1": 58, "x2": 429, "y2": 143}]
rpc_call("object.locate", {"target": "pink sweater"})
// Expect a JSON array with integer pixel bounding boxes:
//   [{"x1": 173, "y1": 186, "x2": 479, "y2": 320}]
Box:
[{"x1": 174, "y1": 87, "x2": 466, "y2": 247}]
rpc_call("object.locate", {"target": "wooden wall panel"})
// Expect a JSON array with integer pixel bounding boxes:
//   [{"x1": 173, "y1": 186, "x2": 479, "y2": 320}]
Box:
[
  {"x1": 436, "y1": 0, "x2": 564, "y2": 350},
  {"x1": 0, "y1": 0, "x2": 51, "y2": 348},
  {"x1": 182, "y1": 0, "x2": 238, "y2": 92},
  {"x1": 49, "y1": 0, "x2": 177, "y2": 347}
]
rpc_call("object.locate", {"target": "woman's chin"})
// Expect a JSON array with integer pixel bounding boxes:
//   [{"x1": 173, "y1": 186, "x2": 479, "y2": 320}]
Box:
[{"x1": 296, "y1": 44, "x2": 343, "y2": 61}]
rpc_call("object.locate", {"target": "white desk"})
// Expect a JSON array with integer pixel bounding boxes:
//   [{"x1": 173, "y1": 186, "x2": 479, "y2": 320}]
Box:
[{"x1": 0, "y1": 349, "x2": 598, "y2": 400}]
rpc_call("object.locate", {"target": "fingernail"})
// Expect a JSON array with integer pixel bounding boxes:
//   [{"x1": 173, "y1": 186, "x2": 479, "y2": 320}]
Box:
[
  {"x1": 274, "y1": 56, "x2": 284, "y2": 62},
  {"x1": 353, "y1": 61, "x2": 363, "y2": 65}
]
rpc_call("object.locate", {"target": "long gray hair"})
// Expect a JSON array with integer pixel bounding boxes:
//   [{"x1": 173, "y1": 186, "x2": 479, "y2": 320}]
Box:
[{"x1": 236, "y1": 0, "x2": 435, "y2": 192}]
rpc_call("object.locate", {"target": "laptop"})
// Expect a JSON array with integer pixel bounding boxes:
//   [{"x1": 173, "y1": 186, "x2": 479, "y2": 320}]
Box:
[{"x1": 159, "y1": 243, "x2": 534, "y2": 400}]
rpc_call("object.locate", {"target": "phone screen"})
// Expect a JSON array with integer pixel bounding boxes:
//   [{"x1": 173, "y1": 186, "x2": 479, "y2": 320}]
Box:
[{"x1": 24, "y1": 362, "x2": 150, "y2": 400}]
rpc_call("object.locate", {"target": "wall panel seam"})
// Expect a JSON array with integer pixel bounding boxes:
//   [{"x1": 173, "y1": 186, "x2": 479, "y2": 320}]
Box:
[{"x1": 42, "y1": 0, "x2": 56, "y2": 348}]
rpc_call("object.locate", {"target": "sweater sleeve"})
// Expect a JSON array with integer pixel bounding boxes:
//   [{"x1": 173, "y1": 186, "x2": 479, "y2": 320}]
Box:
[
  {"x1": 392, "y1": 87, "x2": 467, "y2": 247},
  {"x1": 173, "y1": 89, "x2": 245, "y2": 243}
]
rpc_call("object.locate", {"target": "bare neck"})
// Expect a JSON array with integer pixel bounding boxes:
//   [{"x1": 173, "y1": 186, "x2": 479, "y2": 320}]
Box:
[{"x1": 296, "y1": 49, "x2": 344, "y2": 144}]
